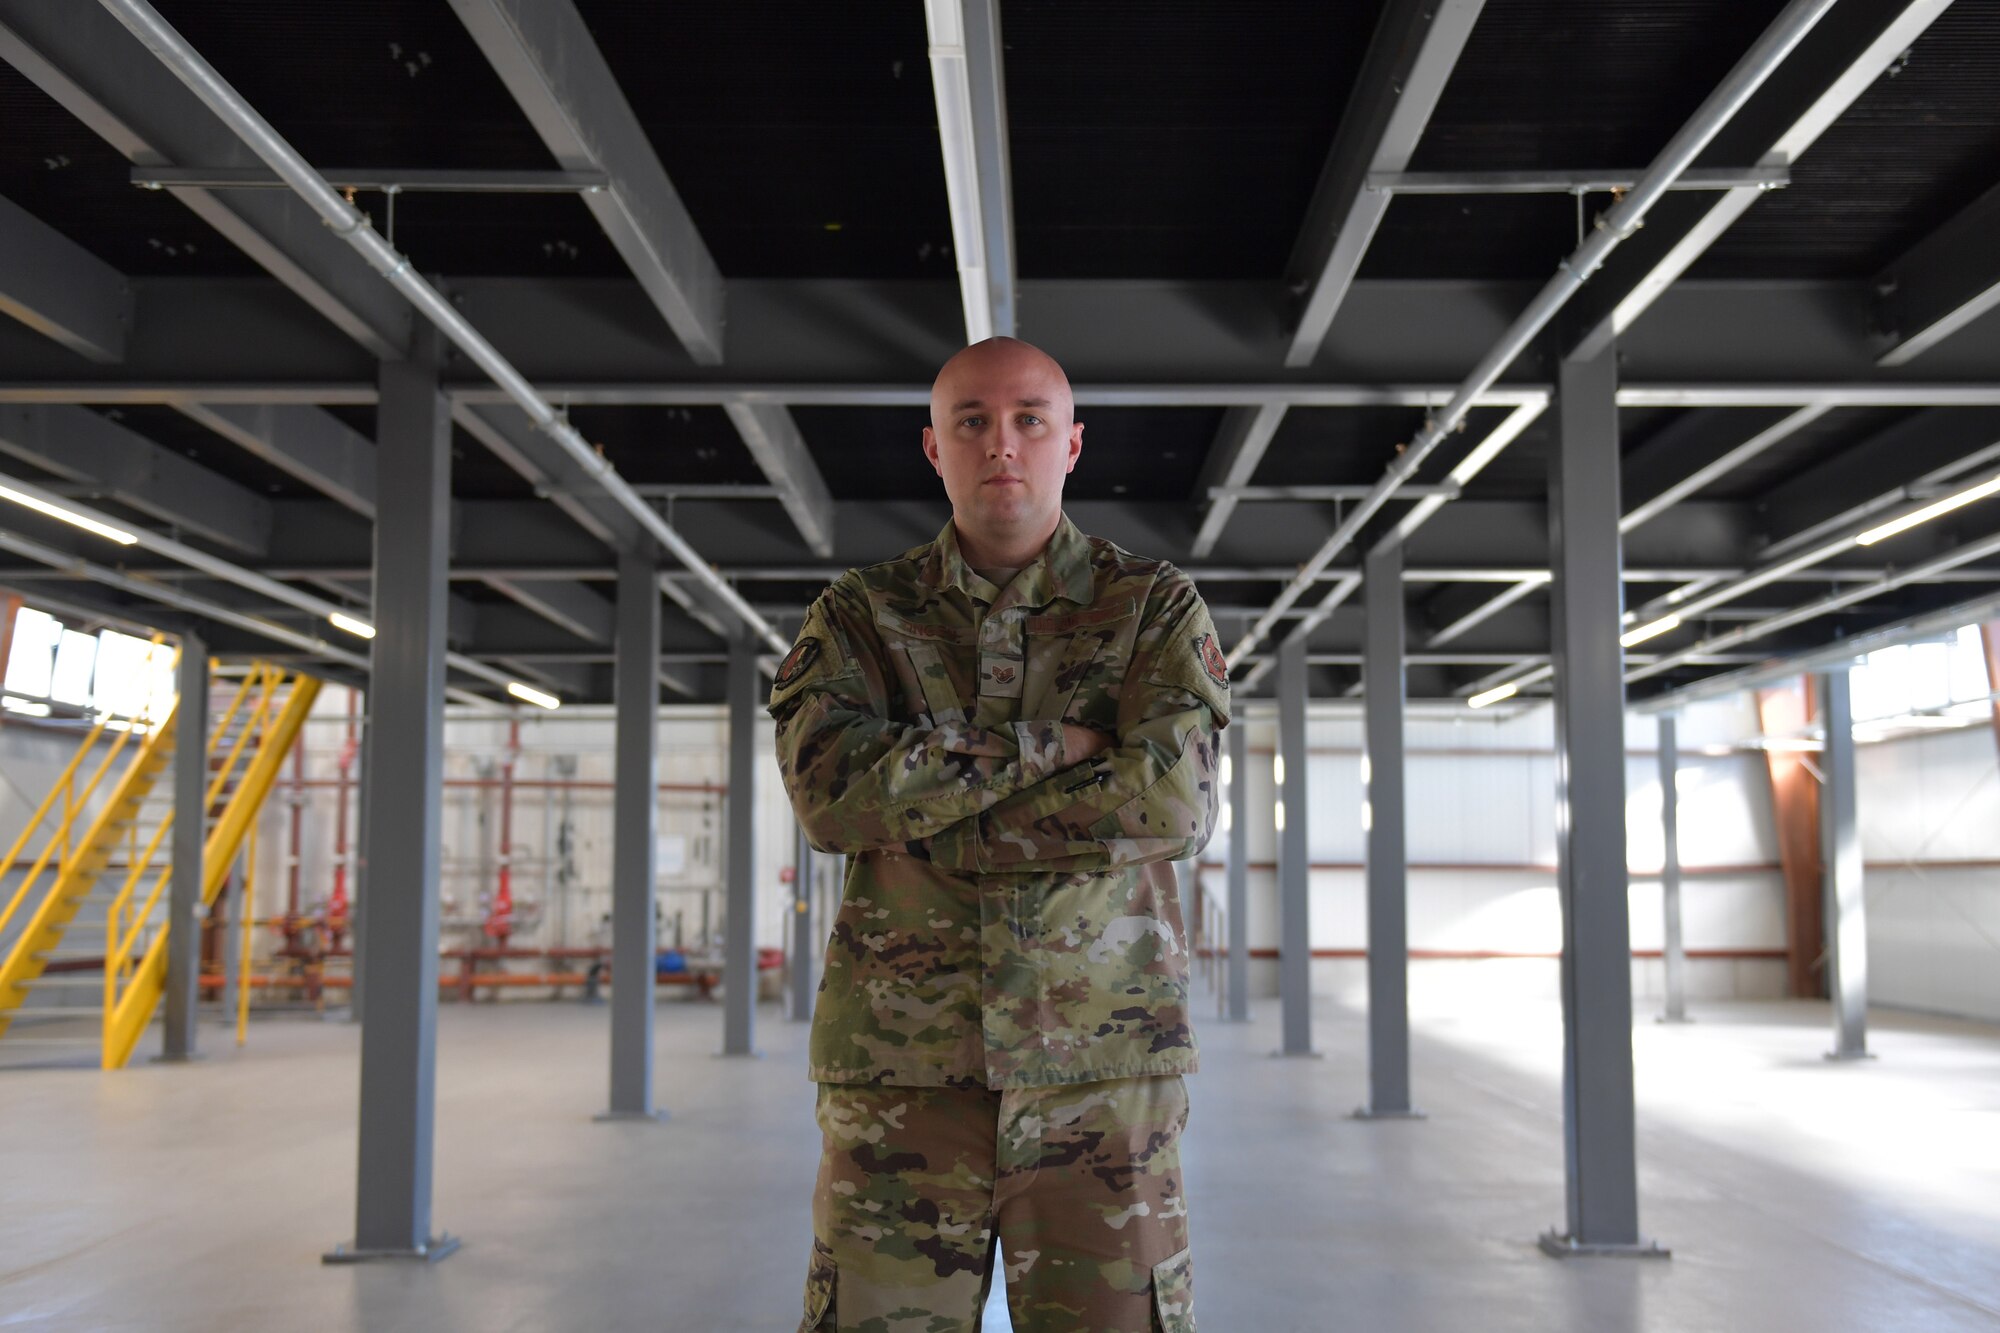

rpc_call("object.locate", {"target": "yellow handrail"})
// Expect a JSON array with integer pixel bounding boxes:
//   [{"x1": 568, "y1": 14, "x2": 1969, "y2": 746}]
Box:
[
  {"x1": 103, "y1": 664, "x2": 278, "y2": 1026},
  {"x1": 0, "y1": 722, "x2": 135, "y2": 941},
  {"x1": 100, "y1": 662, "x2": 320, "y2": 1066},
  {"x1": 236, "y1": 823, "x2": 255, "y2": 1045},
  {"x1": 0, "y1": 717, "x2": 111, "y2": 939}
]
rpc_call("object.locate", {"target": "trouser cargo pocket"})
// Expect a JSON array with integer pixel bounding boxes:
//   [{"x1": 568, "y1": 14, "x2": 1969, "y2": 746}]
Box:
[
  {"x1": 1152, "y1": 1244, "x2": 1194, "y2": 1331},
  {"x1": 798, "y1": 1237, "x2": 837, "y2": 1332}
]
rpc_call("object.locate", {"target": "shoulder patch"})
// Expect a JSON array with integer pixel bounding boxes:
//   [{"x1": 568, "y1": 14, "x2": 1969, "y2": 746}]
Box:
[
  {"x1": 1196, "y1": 632, "x2": 1229, "y2": 688},
  {"x1": 775, "y1": 637, "x2": 820, "y2": 689}
]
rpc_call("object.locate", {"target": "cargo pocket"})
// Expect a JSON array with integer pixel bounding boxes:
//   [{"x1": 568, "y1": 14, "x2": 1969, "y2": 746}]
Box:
[
  {"x1": 1151, "y1": 1245, "x2": 1194, "y2": 1331},
  {"x1": 798, "y1": 1237, "x2": 837, "y2": 1332}
]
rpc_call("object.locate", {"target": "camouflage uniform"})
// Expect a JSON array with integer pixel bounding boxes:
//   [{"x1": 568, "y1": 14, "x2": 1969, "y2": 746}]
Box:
[{"x1": 770, "y1": 515, "x2": 1227, "y2": 1330}]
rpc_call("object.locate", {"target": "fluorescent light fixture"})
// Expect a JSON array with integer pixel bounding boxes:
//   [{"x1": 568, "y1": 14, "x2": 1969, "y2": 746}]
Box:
[
  {"x1": 328, "y1": 611, "x2": 376, "y2": 639},
  {"x1": 1, "y1": 695, "x2": 51, "y2": 717},
  {"x1": 1272, "y1": 754, "x2": 1285, "y2": 786},
  {"x1": 0, "y1": 482, "x2": 138, "y2": 545},
  {"x1": 1856, "y1": 475, "x2": 2000, "y2": 546},
  {"x1": 1467, "y1": 681, "x2": 1520, "y2": 709},
  {"x1": 507, "y1": 681, "x2": 560, "y2": 710},
  {"x1": 1273, "y1": 800, "x2": 1285, "y2": 832},
  {"x1": 1620, "y1": 615, "x2": 1682, "y2": 648}
]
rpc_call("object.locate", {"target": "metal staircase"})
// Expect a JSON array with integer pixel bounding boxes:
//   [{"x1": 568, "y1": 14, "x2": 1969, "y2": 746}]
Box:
[{"x1": 0, "y1": 662, "x2": 322, "y2": 1067}]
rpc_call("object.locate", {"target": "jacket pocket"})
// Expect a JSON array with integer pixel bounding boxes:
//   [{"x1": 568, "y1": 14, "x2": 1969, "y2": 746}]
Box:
[
  {"x1": 1152, "y1": 1244, "x2": 1194, "y2": 1331},
  {"x1": 798, "y1": 1237, "x2": 837, "y2": 1331}
]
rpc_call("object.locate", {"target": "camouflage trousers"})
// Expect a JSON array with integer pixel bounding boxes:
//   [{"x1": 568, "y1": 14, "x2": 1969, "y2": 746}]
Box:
[{"x1": 800, "y1": 1075, "x2": 1194, "y2": 1332}]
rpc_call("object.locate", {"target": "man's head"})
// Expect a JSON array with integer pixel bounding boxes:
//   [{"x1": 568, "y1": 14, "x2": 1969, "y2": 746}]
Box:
[{"x1": 923, "y1": 337, "x2": 1083, "y2": 564}]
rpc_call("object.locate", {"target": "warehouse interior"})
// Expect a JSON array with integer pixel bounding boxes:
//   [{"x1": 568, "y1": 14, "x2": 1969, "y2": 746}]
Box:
[{"x1": 2, "y1": 0, "x2": 1999, "y2": 1328}]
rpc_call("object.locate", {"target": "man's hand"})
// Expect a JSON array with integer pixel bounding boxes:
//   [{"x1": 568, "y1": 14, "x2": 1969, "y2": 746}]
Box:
[{"x1": 1061, "y1": 723, "x2": 1112, "y2": 764}]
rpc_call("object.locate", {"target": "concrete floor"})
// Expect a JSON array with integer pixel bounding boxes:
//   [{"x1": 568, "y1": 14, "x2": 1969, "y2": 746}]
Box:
[{"x1": 3, "y1": 988, "x2": 1999, "y2": 1332}]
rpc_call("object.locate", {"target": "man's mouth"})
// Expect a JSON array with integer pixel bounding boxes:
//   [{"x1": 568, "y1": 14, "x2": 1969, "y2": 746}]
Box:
[{"x1": 984, "y1": 475, "x2": 1023, "y2": 486}]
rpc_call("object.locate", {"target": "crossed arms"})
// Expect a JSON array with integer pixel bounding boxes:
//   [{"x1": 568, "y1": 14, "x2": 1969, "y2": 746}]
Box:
[{"x1": 769, "y1": 576, "x2": 1227, "y2": 874}]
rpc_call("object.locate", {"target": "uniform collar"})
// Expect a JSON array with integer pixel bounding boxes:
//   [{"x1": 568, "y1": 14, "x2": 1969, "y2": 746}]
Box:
[{"x1": 928, "y1": 513, "x2": 1094, "y2": 608}]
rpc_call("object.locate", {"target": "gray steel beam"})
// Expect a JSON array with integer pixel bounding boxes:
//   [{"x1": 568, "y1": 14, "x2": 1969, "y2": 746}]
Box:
[
  {"x1": 1225, "y1": 717, "x2": 1249, "y2": 1023},
  {"x1": 1565, "y1": 0, "x2": 1953, "y2": 360},
  {"x1": 1275, "y1": 636, "x2": 1315, "y2": 1057},
  {"x1": 132, "y1": 166, "x2": 609, "y2": 194},
  {"x1": 1191, "y1": 404, "x2": 1288, "y2": 559},
  {"x1": 1427, "y1": 575, "x2": 1548, "y2": 647},
  {"x1": 1657, "y1": 714, "x2": 1689, "y2": 1023},
  {"x1": 1541, "y1": 347, "x2": 1658, "y2": 1259},
  {"x1": 1284, "y1": 0, "x2": 1484, "y2": 366},
  {"x1": 446, "y1": 0, "x2": 724, "y2": 363},
  {"x1": 452, "y1": 402, "x2": 640, "y2": 553},
  {"x1": 0, "y1": 190, "x2": 130, "y2": 362},
  {"x1": 1637, "y1": 586, "x2": 2000, "y2": 714},
  {"x1": 0, "y1": 403, "x2": 271, "y2": 554},
  {"x1": 484, "y1": 576, "x2": 615, "y2": 643},
  {"x1": 0, "y1": 1, "x2": 410, "y2": 357},
  {"x1": 1620, "y1": 404, "x2": 1831, "y2": 534},
  {"x1": 174, "y1": 402, "x2": 377, "y2": 517},
  {"x1": 92, "y1": 0, "x2": 784, "y2": 657},
  {"x1": 721, "y1": 631, "x2": 759, "y2": 1056},
  {"x1": 1876, "y1": 180, "x2": 2000, "y2": 367},
  {"x1": 328, "y1": 344, "x2": 455, "y2": 1264},
  {"x1": 721, "y1": 402, "x2": 836, "y2": 559},
  {"x1": 924, "y1": 0, "x2": 1016, "y2": 341},
  {"x1": 1819, "y1": 670, "x2": 1868, "y2": 1060},
  {"x1": 603, "y1": 546, "x2": 663, "y2": 1119},
  {"x1": 161, "y1": 629, "x2": 205, "y2": 1061},
  {"x1": 7, "y1": 272, "x2": 2000, "y2": 400},
  {"x1": 1360, "y1": 541, "x2": 1415, "y2": 1116},
  {"x1": 1370, "y1": 167, "x2": 1791, "y2": 196}
]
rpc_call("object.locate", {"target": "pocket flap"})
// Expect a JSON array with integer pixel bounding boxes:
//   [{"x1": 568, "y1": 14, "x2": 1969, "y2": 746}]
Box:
[
  {"x1": 1152, "y1": 1244, "x2": 1194, "y2": 1331},
  {"x1": 798, "y1": 1238, "x2": 837, "y2": 1331}
]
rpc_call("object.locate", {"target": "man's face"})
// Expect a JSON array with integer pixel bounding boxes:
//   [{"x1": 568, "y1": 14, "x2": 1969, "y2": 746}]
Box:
[{"x1": 922, "y1": 340, "x2": 1084, "y2": 552}]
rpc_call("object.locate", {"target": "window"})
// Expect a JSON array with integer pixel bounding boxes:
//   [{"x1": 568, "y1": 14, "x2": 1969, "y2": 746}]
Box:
[
  {"x1": 1848, "y1": 625, "x2": 1993, "y2": 728},
  {"x1": 3, "y1": 606, "x2": 176, "y2": 720}
]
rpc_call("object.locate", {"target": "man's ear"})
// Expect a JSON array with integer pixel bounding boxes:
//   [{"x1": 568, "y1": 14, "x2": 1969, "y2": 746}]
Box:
[
  {"x1": 922, "y1": 425, "x2": 944, "y2": 477},
  {"x1": 1065, "y1": 421, "x2": 1084, "y2": 473}
]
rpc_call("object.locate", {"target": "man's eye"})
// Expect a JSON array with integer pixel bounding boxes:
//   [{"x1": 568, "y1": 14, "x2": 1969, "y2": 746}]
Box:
[
  {"x1": 1020, "y1": 415, "x2": 1043, "y2": 427},
  {"x1": 961, "y1": 416, "x2": 985, "y2": 429}
]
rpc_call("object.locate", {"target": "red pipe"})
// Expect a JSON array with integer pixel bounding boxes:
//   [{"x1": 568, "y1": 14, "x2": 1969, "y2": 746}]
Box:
[
  {"x1": 484, "y1": 716, "x2": 519, "y2": 946},
  {"x1": 328, "y1": 689, "x2": 357, "y2": 945}
]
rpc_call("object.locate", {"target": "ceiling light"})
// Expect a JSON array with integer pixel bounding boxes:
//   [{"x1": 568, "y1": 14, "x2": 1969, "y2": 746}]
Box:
[
  {"x1": 328, "y1": 611, "x2": 376, "y2": 639},
  {"x1": 1856, "y1": 475, "x2": 2000, "y2": 546},
  {"x1": 0, "y1": 482, "x2": 138, "y2": 545},
  {"x1": 2, "y1": 696, "x2": 52, "y2": 717},
  {"x1": 1620, "y1": 615, "x2": 1682, "y2": 648},
  {"x1": 507, "y1": 681, "x2": 560, "y2": 710},
  {"x1": 1467, "y1": 681, "x2": 1519, "y2": 709}
]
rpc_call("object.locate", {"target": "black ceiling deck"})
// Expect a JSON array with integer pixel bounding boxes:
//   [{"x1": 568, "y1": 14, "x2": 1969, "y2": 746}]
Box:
[{"x1": 0, "y1": 0, "x2": 1998, "y2": 708}]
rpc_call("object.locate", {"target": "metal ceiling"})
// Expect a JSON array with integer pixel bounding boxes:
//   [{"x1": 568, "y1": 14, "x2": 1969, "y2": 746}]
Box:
[{"x1": 0, "y1": 0, "x2": 1997, "y2": 709}]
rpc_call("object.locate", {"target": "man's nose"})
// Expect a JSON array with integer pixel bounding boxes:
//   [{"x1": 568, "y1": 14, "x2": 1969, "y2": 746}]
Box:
[{"x1": 988, "y1": 423, "x2": 1021, "y2": 458}]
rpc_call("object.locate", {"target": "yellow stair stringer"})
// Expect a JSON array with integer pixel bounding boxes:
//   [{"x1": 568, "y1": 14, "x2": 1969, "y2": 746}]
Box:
[
  {"x1": 103, "y1": 672, "x2": 323, "y2": 1069},
  {"x1": 0, "y1": 702, "x2": 181, "y2": 1038}
]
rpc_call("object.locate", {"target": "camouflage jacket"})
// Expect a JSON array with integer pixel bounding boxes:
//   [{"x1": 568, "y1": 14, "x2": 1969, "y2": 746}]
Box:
[{"x1": 769, "y1": 514, "x2": 1230, "y2": 1089}]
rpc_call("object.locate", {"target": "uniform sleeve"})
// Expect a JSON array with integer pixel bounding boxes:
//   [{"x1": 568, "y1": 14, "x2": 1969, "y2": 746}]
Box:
[
  {"x1": 926, "y1": 576, "x2": 1230, "y2": 874},
  {"x1": 769, "y1": 578, "x2": 1070, "y2": 855}
]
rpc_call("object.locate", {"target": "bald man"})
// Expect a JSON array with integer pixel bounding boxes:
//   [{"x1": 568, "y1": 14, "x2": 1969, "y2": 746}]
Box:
[{"x1": 772, "y1": 338, "x2": 1227, "y2": 1331}]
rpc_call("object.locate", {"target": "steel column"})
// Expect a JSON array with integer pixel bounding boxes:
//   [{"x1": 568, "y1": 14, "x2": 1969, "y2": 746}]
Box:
[
  {"x1": 603, "y1": 546, "x2": 664, "y2": 1119},
  {"x1": 721, "y1": 632, "x2": 759, "y2": 1056},
  {"x1": 326, "y1": 346, "x2": 456, "y2": 1264},
  {"x1": 161, "y1": 628, "x2": 206, "y2": 1061},
  {"x1": 1275, "y1": 637, "x2": 1315, "y2": 1056},
  {"x1": 1658, "y1": 714, "x2": 1690, "y2": 1024},
  {"x1": 1541, "y1": 347, "x2": 1661, "y2": 1259},
  {"x1": 789, "y1": 823, "x2": 815, "y2": 1022},
  {"x1": 1360, "y1": 542, "x2": 1416, "y2": 1116},
  {"x1": 1819, "y1": 670, "x2": 1869, "y2": 1060},
  {"x1": 1225, "y1": 716, "x2": 1249, "y2": 1023}
]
